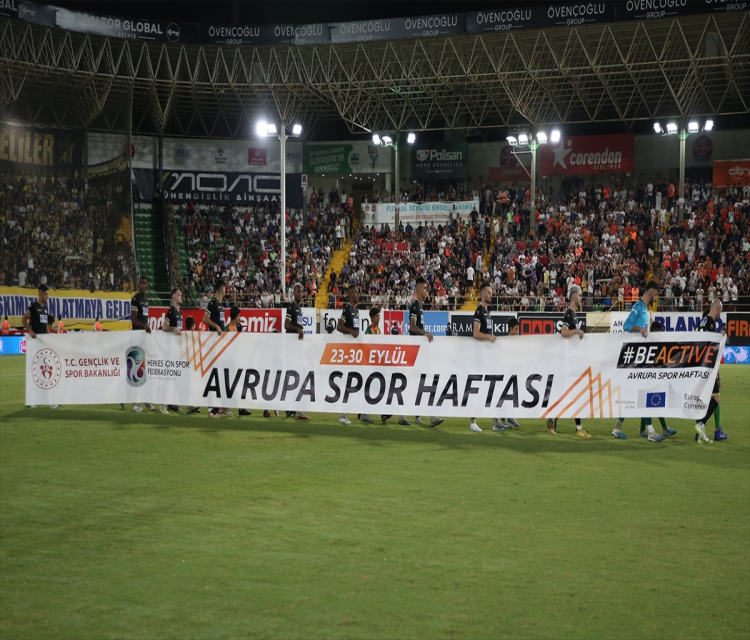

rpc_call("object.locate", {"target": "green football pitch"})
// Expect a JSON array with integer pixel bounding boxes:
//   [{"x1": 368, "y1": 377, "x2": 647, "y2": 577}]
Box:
[{"x1": 1, "y1": 355, "x2": 748, "y2": 639}]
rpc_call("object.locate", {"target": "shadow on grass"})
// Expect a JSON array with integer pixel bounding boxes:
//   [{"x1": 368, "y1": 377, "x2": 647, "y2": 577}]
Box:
[{"x1": 4, "y1": 406, "x2": 742, "y2": 468}]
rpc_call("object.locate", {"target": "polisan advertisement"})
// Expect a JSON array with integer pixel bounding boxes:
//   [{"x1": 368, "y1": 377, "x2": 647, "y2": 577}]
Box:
[{"x1": 539, "y1": 133, "x2": 634, "y2": 176}]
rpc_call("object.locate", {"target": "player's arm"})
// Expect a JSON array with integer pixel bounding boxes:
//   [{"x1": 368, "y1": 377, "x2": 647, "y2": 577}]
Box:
[
  {"x1": 337, "y1": 316, "x2": 358, "y2": 337},
  {"x1": 561, "y1": 312, "x2": 584, "y2": 340},
  {"x1": 285, "y1": 312, "x2": 304, "y2": 340},
  {"x1": 409, "y1": 314, "x2": 433, "y2": 342},
  {"x1": 131, "y1": 304, "x2": 151, "y2": 333},
  {"x1": 623, "y1": 309, "x2": 647, "y2": 337},
  {"x1": 22, "y1": 310, "x2": 35, "y2": 339},
  {"x1": 473, "y1": 319, "x2": 496, "y2": 343},
  {"x1": 163, "y1": 310, "x2": 180, "y2": 334},
  {"x1": 202, "y1": 309, "x2": 221, "y2": 332}
]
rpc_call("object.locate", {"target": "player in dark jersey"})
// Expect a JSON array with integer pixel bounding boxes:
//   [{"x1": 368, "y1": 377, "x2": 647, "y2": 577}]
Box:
[
  {"x1": 546, "y1": 285, "x2": 592, "y2": 438},
  {"x1": 499, "y1": 318, "x2": 522, "y2": 430},
  {"x1": 399, "y1": 277, "x2": 444, "y2": 427},
  {"x1": 183, "y1": 317, "x2": 202, "y2": 415},
  {"x1": 469, "y1": 282, "x2": 505, "y2": 433},
  {"x1": 130, "y1": 276, "x2": 155, "y2": 413},
  {"x1": 22, "y1": 284, "x2": 59, "y2": 409},
  {"x1": 203, "y1": 280, "x2": 233, "y2": 418},
  {"x1": 695, "y1": 299, "x2": 727, "y2": 442},
  {"x1": 284, "y1": 283, "x2": 310, "y2": 420},
  {"x1": 336, "y1": 284, "x2": 373, "y2": 424},
  {"x1": 159, "y1": 287, "x2": 184, "y2": 415}
]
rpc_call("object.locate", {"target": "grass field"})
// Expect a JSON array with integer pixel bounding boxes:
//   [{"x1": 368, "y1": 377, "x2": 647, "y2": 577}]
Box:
[{"x1": 0, "y1": 354, "x2": 748, "y2": 639}]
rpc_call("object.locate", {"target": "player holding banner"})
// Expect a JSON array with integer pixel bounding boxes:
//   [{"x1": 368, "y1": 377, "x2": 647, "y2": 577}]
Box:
[
  {"x1": 695, "y1": 299, "x2": 728, "y2": 443},
  {"x1": 130, "y1": 275, "x2": 155, "y2": 413},
  {"x1": 22, "y1": 283, "x2": 59, "y2": 410},
  {"x1": 284, "y1": 283, "x2": 310, "y2": 421}
]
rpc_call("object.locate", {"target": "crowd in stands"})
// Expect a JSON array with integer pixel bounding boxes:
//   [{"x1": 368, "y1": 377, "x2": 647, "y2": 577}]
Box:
[
  {"x1": 177, "y1": 191, "x2": 354, "y2": 307},
  {"x1": 0, "y1": 174, "x2": 134, "y2": 292}
]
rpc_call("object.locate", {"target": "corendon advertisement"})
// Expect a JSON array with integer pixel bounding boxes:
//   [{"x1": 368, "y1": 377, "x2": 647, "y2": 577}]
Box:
[
  {"x1": 539, "y1": 133, "x2": 634, "y2": 175},
  {"x1": 713, "y1": 159, "x2": 750, "y2": 187},
  {"x1": 147, "y1": 308, "x2": 312, "y2": 334}
]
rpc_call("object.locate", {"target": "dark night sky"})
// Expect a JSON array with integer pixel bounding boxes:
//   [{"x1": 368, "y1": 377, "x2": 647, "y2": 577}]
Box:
[{"x1": 51, "y1": 0, "x2": 551, "y2": 25}]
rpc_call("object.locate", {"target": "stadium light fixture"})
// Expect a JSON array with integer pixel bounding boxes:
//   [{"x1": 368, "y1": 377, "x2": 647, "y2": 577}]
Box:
[
  {"x1": 372, "y1": 133, "x2": 381, "y2": 146},
  {"x1": 506, "y1": 135, "x2": 518, "y2": 146},
  {"x1": 704, "y1": 119, "x2": 714, "y2": 131},
  {"x1": 382, "y1": 135, "x2": 393, "y2": 145},
  {"x1": 518, "y1": 133, "x2": 529, "y2": 145},
  {"x1": 536, "y1": 131, "x2": 548, "y2": 144},
  {"x1": 688, "y1": 120, "x2": 699, "y2": 133},
  {"x1": 292, "y1": 123, "x2": 302, "y2": 136},
  {"x1": 407, "y1": 132, "x2": 416, "y2": 144},
  {"x1": 653, "y1": 122, "x2": 663, "y2": 134},
  {"x1": 267, "y1": 123, "x2": 278, "y2": 135},
  {"x1": 666, "y1": 122, "x2": 678, "y2": 134},
  {"x1": 256, "y1": 119, "x2": 268, "y2": 137},
  {"x1": 551, "y1": 129, "x2": 561, "y2": 143}
]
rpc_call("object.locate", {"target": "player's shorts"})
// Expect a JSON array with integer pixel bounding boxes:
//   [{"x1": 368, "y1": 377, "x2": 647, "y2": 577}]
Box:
[{"x1": 712, "y1": 379, "x2": 720, "y2": 394}]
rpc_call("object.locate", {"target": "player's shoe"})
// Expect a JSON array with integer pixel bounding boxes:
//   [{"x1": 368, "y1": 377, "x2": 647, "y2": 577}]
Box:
[
  {"x1": 219, "y1": 409, "x2": 233, "y2": 417},
  {"x1": 639, "y1": 430, "x2": 648, "y2": 439},
  {"x1": 470, "y1": 422, "x2": 482, "y2": 432},
  {"x1": 26, "y1": 405, "x2": 38, "y2": 409},
  {"x1": 238, "y1": 409, "x2": 251, "y2": 416},
  {"x1": 208, "y1": 409, "x2": 220, "y2": 418},
  {"x1": 507, "y1": 418, "x2": 521, "y2": 428},
  {"x1": 144, "y1": 403, "x2": 156, "y2": 412},
  {"x1": 286, "y1": 411, "x2": 295, "y2": 418},
  {"x1": 187, "y1": 407, "x2": 202, "y2": 415},
  {"x1": 398, "y1": 417, "x2": 412, "y2": 426},
  {"x1": 168, "y1": 405, "x2": 182, "y2": 413},
  {"x1": 381, "y1": 415, "x2": 391, "y2": 423},
  {"x1": 663, "y1": 426, "x2": 677, "y2": 437},
  {"x1": 576, "y1": 429, "x2": 592, "y2": 439},
  {"x1": 359, "y1": 414, "x2": 375, "y2": 424},
  {"x1": 132, "y1": 404, "x2": 144, "y2": 413},
  {"x1": 546, "y1": 418, "x2": 557, "y2": 435},
  {"x1": 648, "y1": 432, "x2": 666, "y2": 442},
  {"x1": 339, "y1": 414, "x2": 351, "y2": 425},
  {"x1": 714, "y1": 428, "x2": 728, "y2": 441},
  {"x1": 295, "y1": 412, "x2": 310, "y2": 421},
  {"x1": 158, "y1": 404, "x2": 168, "y2": 414},
  {"x1": 611, "y1": 428, "x2": 629, "y2": 439},
  {"x1": 695, "y1": 422, "x2": 712, "y2": 443},
  {"x1": 414, "y1": 417, "x2": 425, "y2": 425},
  {"x1": 273, "y1": 410, "x2": 279, "y2": 417},
  {"x1": 50, "y1": 405, "x2": 59, "y2": 410},
  {"x1": 120, "y1": 403, "x2": 126, "y2": 410},
  {"x1": 263, "y1": 410, "x2": 272, "y2": 418},
  {"x1": 430, "y1": 418, "x2": 444, "y2": 427}
]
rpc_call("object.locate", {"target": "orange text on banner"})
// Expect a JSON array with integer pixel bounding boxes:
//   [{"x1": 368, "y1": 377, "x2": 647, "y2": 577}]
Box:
[{"x1": 320, "y1": 343, "x2": 420, "y2": 367}]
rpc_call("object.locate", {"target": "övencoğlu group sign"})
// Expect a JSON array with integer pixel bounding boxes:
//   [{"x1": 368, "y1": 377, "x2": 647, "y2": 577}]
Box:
[{"x1": 539, "y1": 134, "x2": 635, "y2": 175}]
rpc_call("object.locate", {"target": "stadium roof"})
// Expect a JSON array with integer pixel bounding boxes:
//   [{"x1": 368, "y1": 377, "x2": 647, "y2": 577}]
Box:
[{"x1": 0, "y1": 10, "x2": 748, "y2": 140}]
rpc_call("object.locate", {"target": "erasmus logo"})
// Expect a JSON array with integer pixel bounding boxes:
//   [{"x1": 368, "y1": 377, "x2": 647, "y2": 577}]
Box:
[
  {"x1": 32, "y1": 348, "x2": 61, "y2": 390},
  {"x1": 126, "y1": 346, "x2": 147, "y2": 387}
]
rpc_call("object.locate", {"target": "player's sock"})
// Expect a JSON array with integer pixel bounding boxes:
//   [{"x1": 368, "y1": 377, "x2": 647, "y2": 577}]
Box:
[
  {"x1": 644, "y1": 419, "x2": 655, "y2": 435},
  {"x1": 639, "y1": 418, "x2": 647, "y2": 433},
  {"x1": 699, "y1": 398, "x2": 718, "y2": 424},
  {"x1": 658, "y1": 417, "x2": 668, "y2": 428},
  {"x1": 575, "y1": 418, "x2": 582, "y2": 431},
  {"x1": 714, "y1": 404, "x2": 721, "y2": 430}
]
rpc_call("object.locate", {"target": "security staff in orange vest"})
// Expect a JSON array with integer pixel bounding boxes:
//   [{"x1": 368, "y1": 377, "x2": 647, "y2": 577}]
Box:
[
  {"x1": 57, "y1": 316, "x2": 65, "y2": 333},
  {"x1": 1, "y1": 315, "x2": 9, "y2": 335},
  {"x1": 94, "y1": 317, "x2": 102, "y2": 332}
]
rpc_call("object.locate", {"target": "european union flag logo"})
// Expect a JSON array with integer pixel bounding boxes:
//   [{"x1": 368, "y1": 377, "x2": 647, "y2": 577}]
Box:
[{"x1": 647, "y1": 392, "x2": 666, "y2": 408}]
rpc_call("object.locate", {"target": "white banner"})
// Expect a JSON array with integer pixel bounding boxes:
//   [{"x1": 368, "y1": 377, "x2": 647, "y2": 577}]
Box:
[
  {"x1": 611, "y1": 311, "x2": 727, "y2": 333},
  {"x1": 26, "y1": 332, "x2": 723, "y2": 420},
  {"x1": 361, "y1": 200, "x2": 480, "y2": 227}
]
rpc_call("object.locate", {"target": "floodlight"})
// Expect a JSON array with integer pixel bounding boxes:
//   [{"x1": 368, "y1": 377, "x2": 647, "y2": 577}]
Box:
[
  {"x1": 506, "y1": 135, "x2": 518, "y2": 146},
  {"x1": 536, "y1": 131, "x2": 548, "y2": 144},
  {"x1": 688, "y1": 120, "x2": 699, "y2": 133},
  {"x1": 256, "y1": 120, "x2": 268, "y2": 137},
  {"x1": 382, "y1": 135, "x2": 393, "y2": 145},
  {"x1": 666, "y1": 122, "x2": 678, "y2": 134},
  {"x1": 653, "y1": 122, "x2": 663, "y2": 134},
  {"x1": 267, "y1": 123, "x2": 278, "y2": 135},
  {"x1": 292, "y1": 123, "x2": 302, "y2": 135},
  {"x1": 551, "y1": 129, "x2": 561, "y2": 143},
  {"x1": 372, "y1": 133, "x2": 381, "y2": 145},
  {"x1": 704, "y1": 119, "x2": 714, "y2": 131},
  {"x1": 518, "y1": 133, "x2": 529, "y2": 145},
  {"x1": 407, "y1": 132, "x2": 416, "y2": 144}
]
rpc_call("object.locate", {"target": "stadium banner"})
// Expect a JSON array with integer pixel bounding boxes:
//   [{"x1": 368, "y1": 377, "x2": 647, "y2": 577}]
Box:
[
  {"x1": 0, "y1": 123, "x2": 83, "y2": 172},
  {"x1": 25, "y1": 332, "x2": 724, "y2": 420},
  {"x1": 412, "y1": 142, "x2": 468, "y2": 180},
  {"x1": 726, "y1": 313, "x2": 750, "y2": 347},
  {"x1": 610, "y1": 311, "x2": 727, "y2": 334},
  {"x1": 305, "y1": 142, "x2": 392, "y2": 175},
  {"x1": 712, "y1": 159, "x2": 750, "y2": 187},
  {"x1": 449, "y1": 313, "x2": 517, "y2": 337},
  {"x1": 467, "y1": 2, "x2": 617, "y2": 33},
  {"x1": 361, "y1": 200, "x2": 480, "y2": 227},
  {"x1": 132, "y1": 169, "x2": 304, "y2": 208},
  {"x1": 330, "y1": 13, "x2": 464, "y2": 44},
  {"x1": 539, "y1": 134, "x2": 634, "y2": 176},
  {"x1": 518, "y1": 312, "x2": 587, "y2": 335},
  {"x1": 0, "y1": 287, "x2": 131, "y2": 330},
  {"x1": 723, "y1": 346, "x2": 750, "y2": 365},
  {"x1": 147, "y1": 307, "x2": 316, "y2": 335},
  {"x1": 0, "y1": 335, "x2": 26, "y2": 356},
  {"x1": 201, "y1": 23, "x2": 329, "y2": 46}
]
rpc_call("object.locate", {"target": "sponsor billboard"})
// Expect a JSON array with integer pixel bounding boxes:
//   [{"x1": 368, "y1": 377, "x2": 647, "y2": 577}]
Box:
[
  {"x1": 539, "y1": 133, "x2": 634, "y2": 176},
  {"x1": 330, "y1": 13, "x2": 464, "y2": 43},
  {"x1": 518, "y1": 312, "x2": 586, "y2": 335},
  {"x1": 305, "y1": 142, "x2": 392, "y2": 175},
  {"x1": 0, "y1": 335, "x2": 26, "y2": 356},
  {"x1": 201, "y1": 23, "x2": 328, "y2": 46},
  {"x1": 248, "y1": 148, "x2": 267, "y2": 166},
  {"x1": 723, "y1": 346, "x2": 750, "y2": 365},
  {"x1": 361, "y1": 200, "x2": 479, "y2": 227},
  {"x1": 412, "y1": 142, "x2": 468, "y2": 180},
  {"x1": 0, "y1": 123, "x2": 83, "y2": 172},
  {"x1": 610, "y1": 311, "x2": 727, "y2": 334},
  {"x1": 449, "y1": 312, "x2": 517, "y2": 337},
  {"x1": 147, "y1": 307, "x2": 315, "y2": 334},
  {"x1": 726, "y1": 313, "x2": 750, "y2": 347},
  {"x1": 713, "y1": 159, "x2": 750, "y2": 187}
]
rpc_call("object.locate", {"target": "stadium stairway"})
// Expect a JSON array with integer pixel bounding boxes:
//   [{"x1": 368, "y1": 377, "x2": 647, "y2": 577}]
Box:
[
  {"x1": 134, "y1": 210, "x2": 169, "y2": 302},
  {"x1": 315, "y1": 238, "x2": 353, "y2": 310}
]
